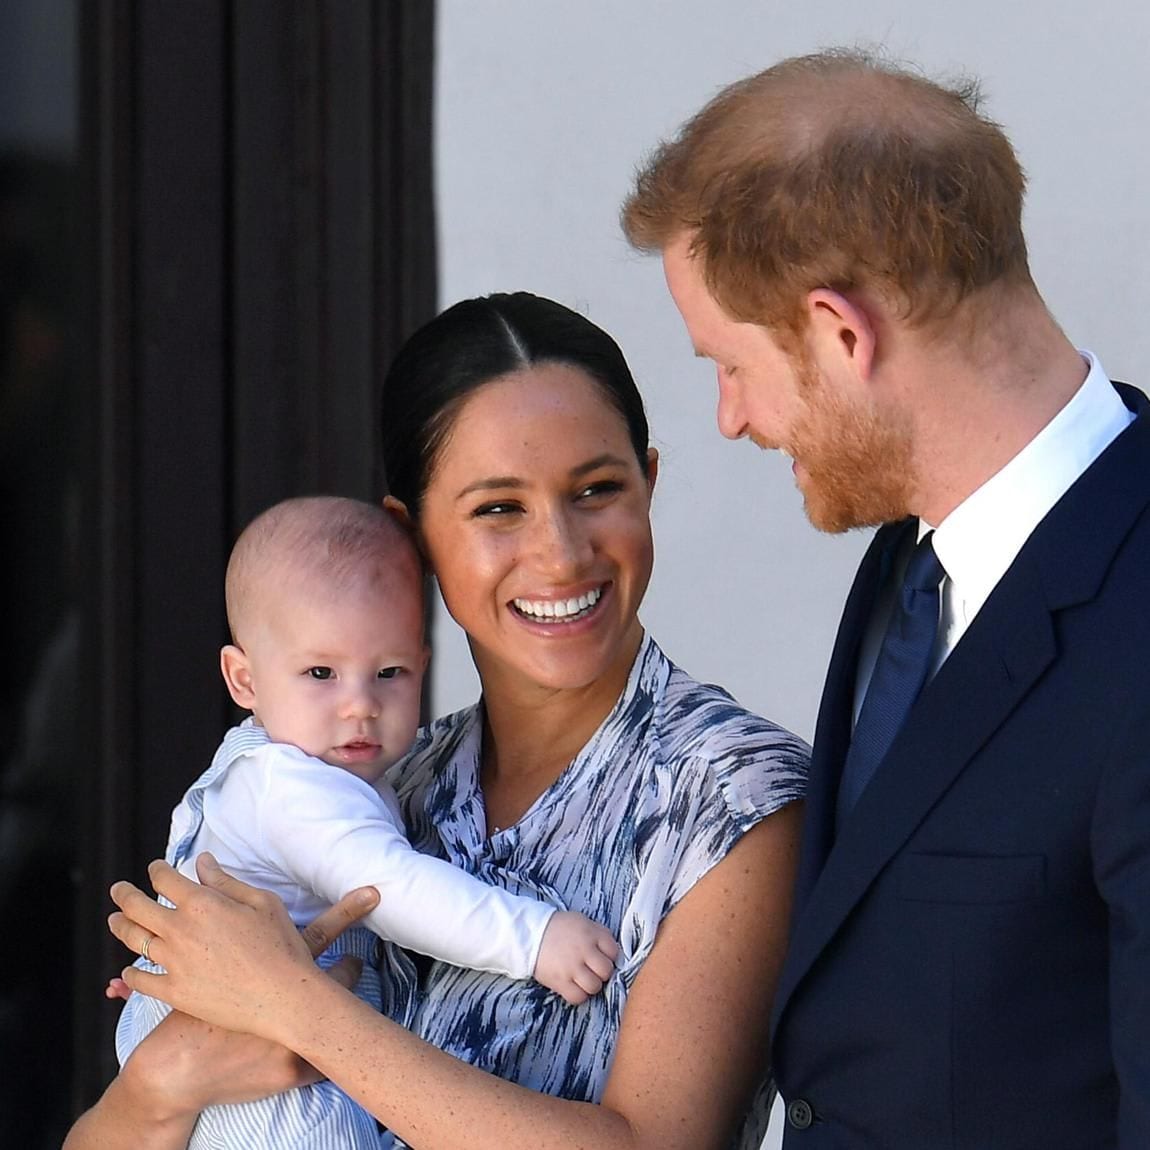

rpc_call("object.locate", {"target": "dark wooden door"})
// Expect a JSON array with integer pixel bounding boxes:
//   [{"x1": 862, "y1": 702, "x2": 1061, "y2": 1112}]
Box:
[{"x1": 0, "y1": 2, "x2": 436, "y2": 1134}]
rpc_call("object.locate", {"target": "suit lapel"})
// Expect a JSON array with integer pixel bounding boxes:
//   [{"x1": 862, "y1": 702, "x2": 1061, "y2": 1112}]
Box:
[
  {"x1": 793, "y1": 519, "x2": 912, "y2": 908},
  {"x1": 775, "y1": 554, "x2": 1057, "y2": 1016},
  {"x1": 773, "y1": 382, "x2": 1150, "y2": 1036}
]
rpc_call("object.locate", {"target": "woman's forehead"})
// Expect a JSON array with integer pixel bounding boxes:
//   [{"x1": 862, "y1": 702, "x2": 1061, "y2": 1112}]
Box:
[{"x1": 441, "y1": 364, "x2": 632, "y2": 458}]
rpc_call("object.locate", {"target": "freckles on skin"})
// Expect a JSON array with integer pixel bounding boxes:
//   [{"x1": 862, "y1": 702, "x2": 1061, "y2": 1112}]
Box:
[{"x1": 414, "y1": 363, "x2": 654, "y2": 696}]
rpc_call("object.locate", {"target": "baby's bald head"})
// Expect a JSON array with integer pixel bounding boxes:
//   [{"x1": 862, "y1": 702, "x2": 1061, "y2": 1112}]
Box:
[{"x1": 225, "y1": 496, "x2": 422, "y2": 648}]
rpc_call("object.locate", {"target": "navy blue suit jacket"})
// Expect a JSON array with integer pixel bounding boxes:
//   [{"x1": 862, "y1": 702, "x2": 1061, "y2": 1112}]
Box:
[{"x1": 770, "y1": 383, "x2": 1150, "y2": 1148}]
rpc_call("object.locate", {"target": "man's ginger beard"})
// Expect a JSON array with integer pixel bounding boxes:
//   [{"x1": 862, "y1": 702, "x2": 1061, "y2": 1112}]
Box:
[{"x1": 781, "y1": 356, "x2": 916, "y2": 534}]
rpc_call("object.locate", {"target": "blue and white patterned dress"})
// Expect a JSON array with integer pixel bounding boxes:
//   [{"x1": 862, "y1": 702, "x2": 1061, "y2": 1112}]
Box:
[{"x1": 384, "y1": 634, "x2": 809, "y2": 1149}]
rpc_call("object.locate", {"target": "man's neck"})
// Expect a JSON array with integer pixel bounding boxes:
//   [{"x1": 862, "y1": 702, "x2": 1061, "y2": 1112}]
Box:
[{"x1": 904, "y1": 301, "x2": 1088, "y2": 526}]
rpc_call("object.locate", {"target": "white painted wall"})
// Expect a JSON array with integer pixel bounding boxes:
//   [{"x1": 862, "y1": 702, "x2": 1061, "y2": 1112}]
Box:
[
  {"x1": 433, "y1": 0, "x2": 1150, "y2": 745},
  {"x1": 434, "y1": 6, "x2": 1149, "y2": 1141}
]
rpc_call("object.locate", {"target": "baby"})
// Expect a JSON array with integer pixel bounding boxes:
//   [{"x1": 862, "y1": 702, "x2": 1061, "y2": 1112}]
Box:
[{"x1": 114, "y1": 495, "x2": 617, "y2": 1149}]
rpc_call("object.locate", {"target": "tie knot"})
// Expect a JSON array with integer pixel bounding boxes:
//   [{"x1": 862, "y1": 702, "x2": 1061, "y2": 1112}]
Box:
[{"x1": 904, "y1": 532, "x2": 945, "y2": 594}]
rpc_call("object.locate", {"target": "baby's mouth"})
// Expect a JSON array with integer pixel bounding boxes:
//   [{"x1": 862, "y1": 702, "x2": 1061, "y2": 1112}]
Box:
[{"x1": 336, "y1": 740, "x2": 380, "y2": 758}]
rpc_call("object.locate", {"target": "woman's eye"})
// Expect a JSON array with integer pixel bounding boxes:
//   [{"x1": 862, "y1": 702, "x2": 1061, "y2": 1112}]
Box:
[
  {"x1": 577, "y1": 479, "x2": 625, "y2": 500},
  {"x1": 472, "y1": 501, "x2": 521, "y2": 518},
  {"x1": 378, "y1": 667, "x2": 402, "y2": 680},
  {"x1": 306, "y1": 666, "x2": 334, "y2": 681}
]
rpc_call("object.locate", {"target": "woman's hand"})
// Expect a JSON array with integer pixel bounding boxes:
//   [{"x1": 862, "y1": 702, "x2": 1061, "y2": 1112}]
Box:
[
  {"x1": 114, "y1": 883, "x2": 375, "y2": 1115},
  {"x1": 109, "y1": 852, "x2": 380, "y2": 1043},
  {"x1": 64, "y1": 872, "x2": 380, "y2": 1150}
]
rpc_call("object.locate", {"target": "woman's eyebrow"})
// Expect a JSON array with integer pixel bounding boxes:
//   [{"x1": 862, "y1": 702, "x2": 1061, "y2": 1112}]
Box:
[
  {"x1": 571, "y1": 453, "x2": 630, "y2": 478},
  {"x1": 454, "y1": 455, "x2": 630, "y2": 501},
  {"x1": 455, "y1": 476, "x2": 524, "y2": 500}
]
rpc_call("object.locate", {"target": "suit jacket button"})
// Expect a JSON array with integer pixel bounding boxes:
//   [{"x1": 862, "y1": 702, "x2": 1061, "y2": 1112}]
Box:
[{"x1": 787, "y1": 1099, "x2": 814, "y2": 1129}]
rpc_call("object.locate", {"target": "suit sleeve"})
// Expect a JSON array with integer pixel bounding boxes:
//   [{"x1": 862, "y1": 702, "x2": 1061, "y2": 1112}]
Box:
[
  {"x1": 238, "y1": 745, "x2": 554, "y2": 980},
  {"x1": 1092, "y1": 697, "x2": 1150, "y2": 1145}
]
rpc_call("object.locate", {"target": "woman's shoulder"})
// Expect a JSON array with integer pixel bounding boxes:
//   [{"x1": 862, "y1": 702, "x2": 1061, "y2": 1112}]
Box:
[
  {"x1": 628, "y1": 646, "x2": 807, "y2": 914},
  {"x1": 623, "y1": 641, "x2": 808, "y2": 825},
  {"x1": 656, "y1": 651, "x2": 811, "y2": 768}
]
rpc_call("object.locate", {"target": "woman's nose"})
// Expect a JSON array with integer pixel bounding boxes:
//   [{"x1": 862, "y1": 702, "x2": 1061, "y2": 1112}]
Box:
[{"x1": 530, "y1": 508, "x2": 590, "y2": 574}]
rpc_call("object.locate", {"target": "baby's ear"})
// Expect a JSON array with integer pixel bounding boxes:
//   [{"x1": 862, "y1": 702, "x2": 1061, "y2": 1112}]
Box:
[{"x1": 220, "y1": 645, "x2": 257, "y2": 710}]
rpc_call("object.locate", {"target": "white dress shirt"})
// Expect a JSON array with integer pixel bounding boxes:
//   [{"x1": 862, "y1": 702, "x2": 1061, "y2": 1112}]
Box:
[{"x1": 855, "y1": 352, "x2": 1134, "y2": 720}]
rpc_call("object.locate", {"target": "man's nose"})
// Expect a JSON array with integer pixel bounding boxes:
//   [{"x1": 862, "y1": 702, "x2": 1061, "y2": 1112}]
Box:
[{"x1": 715, "y1": 368, "x2": 747, "y2": 440}]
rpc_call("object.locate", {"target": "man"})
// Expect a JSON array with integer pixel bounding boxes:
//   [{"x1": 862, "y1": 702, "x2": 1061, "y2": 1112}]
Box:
[{"x1": 623, "y1": 49, "x2": 1149, "y2": 1148}]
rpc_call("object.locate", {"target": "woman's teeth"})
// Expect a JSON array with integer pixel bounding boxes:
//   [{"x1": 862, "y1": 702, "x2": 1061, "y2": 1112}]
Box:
[{"x1": 513, "y1": 586, "x2": 602, "y2": 622}]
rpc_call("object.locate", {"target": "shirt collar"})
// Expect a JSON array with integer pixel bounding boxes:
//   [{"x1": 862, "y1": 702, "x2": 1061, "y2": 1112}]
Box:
[{"x1": 926, "y1": 351, "x2": 1134, "y2": 615}]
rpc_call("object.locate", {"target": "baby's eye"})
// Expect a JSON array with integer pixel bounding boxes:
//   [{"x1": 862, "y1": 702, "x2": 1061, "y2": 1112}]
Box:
[
  {"x1": 306, "y1": 666, "x2": 334, "y2": 681},
  {"x1": 378, "y1": 667, "x2": 402, "y2": 680}
]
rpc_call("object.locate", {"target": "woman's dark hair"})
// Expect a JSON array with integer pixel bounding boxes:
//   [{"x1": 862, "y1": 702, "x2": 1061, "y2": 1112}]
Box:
[{"x1": 380, "y1": 292, "x2": 650, "y2": 517}]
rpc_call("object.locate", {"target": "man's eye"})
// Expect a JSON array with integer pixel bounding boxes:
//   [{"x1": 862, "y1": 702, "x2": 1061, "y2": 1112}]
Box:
[
  {"x1": 378, "y1": 667, "x2": 402, "y2": 680},
  {"x1": 306, "y1": 667, "x2": 334, "y2": 680}
]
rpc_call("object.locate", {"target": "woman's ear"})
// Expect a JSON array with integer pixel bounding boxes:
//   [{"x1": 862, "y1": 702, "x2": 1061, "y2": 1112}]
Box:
[
  {"x1": 220, "y1": 645, "x2": 257, "y2": 711},
  {"x1": 645, "y1": 447, "x2": 660, "y2": 495},
  {"x1": 384, "y1": 493, "x2": 432, "y2": 566},
  {"x1": 805, "y1": 288, "x2": 877, "y2": 383},
  {"x1": 382, "y1": 494, "x2": 411, "y2": 526}
]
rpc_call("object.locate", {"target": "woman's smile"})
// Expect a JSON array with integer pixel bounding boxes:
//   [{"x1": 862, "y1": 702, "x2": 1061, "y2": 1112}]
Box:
[
  {"x1": 416, "y1": 361, "x2": 656, "y2": 695},
  {"x1": 511, "y1": 583, "x2": 606, "y2": 624}
]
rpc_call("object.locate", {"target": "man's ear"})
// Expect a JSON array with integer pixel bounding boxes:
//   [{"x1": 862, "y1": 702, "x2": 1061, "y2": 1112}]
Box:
[
  {"x1": 805, "y1": 288, "x2": 877, "y2": 382},
  {"x1": 220, "y1": 645, "x2": 257, "y2": 711}
]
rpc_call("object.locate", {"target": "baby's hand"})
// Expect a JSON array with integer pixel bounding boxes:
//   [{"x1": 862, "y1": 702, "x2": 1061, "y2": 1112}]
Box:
[
  {"x1": 532, "y1": 910, "x2": 618, "y2": 1005},
  {"x1": 104, "y1": 976, "x2": 133, "y2": 1002}
]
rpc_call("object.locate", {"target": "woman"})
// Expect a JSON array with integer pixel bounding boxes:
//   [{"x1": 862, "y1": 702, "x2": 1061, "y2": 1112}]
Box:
[{"x1": 68, "y1": 293, "x2": 808, "y2": 1149}]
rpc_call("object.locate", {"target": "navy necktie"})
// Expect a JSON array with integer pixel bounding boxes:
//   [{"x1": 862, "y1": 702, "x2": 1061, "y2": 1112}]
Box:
[{"x1": 836, "y1": 532, "x2": 946, "y2": 825}]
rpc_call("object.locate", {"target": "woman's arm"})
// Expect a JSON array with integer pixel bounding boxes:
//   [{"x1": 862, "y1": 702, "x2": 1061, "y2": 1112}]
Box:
[
  {"x1": 63, "y1": 888, "x2": 379, "y2": 1150},
  {"x1": 115, "y1": 803, "x2": 802, "y2": 1150},
  {"x1": 62, "y1": 1012, "x2": 312, "y2": 1150},
  {"x1": 63, "y1": 1030, "x2": 199, "y2": 1150}
]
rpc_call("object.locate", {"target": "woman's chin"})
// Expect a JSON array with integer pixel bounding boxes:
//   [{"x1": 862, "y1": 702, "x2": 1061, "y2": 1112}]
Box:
[{"x1": 491, "y1": 625, "x2": 640, "y2": 695}]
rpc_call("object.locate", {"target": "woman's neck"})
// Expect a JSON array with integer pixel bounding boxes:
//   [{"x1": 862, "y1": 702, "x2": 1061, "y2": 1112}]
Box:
[{"x1": 475, "y1": 626, "x2": 644, "y2": 827}]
